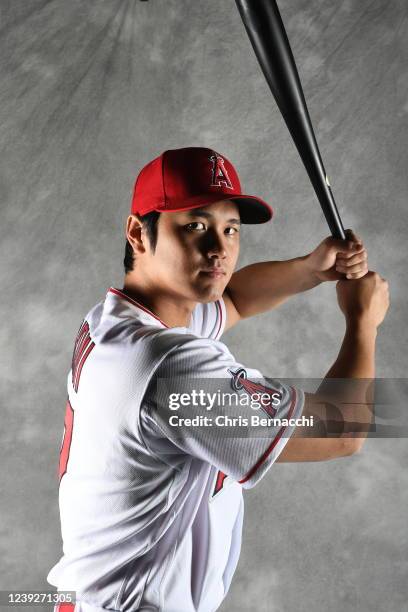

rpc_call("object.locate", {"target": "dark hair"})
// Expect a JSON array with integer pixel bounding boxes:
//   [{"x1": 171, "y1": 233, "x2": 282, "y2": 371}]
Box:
[{"x1": 124, "y1": 211, "x2": 161, "y2": 274}]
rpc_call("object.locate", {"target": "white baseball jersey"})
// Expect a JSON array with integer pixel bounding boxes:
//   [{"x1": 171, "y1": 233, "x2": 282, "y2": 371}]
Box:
[{"x1": 48, "y1": 287, "x2": 304, "y2": 612}]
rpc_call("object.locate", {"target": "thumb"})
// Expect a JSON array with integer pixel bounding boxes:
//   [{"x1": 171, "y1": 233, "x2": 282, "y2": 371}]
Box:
[{"x1": 324, "y1": 237, "x2": 355, "y2": 254}]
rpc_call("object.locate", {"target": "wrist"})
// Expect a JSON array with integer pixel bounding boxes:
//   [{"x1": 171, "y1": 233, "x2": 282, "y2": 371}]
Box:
[
  {"x1": 345, "y1": 317, "x2": 378, "y2": 339},
  {"x1": 301, "y1": 254, "x2": 324, "y2": 286}
]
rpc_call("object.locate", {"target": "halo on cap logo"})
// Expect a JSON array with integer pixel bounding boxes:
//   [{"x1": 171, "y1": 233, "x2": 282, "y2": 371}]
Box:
[{"x1": 210, "y1": 154, "x2": 233, "y2": 190}]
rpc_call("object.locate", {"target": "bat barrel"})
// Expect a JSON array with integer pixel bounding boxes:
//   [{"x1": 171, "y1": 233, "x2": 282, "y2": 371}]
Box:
[{"x1": 235, "y1": 0, "x2": 346, "y2": 240}]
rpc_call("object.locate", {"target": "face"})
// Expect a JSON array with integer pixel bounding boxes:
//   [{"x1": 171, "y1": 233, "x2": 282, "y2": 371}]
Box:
[{"x1": 140, "y1": 200, "x2": 240, "y2": 304}]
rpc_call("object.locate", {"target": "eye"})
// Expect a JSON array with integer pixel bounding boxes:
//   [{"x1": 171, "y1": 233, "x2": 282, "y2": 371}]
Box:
[
  {"x1": 225, "y1": 226, "x2": 240, "y2": 235},
  {"x1": 185, "y1": 222, "x2": 206, "y2": 231}
]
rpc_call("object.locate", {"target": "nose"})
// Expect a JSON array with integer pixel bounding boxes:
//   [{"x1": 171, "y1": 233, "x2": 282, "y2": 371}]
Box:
[{"x1": 205, "y1": 229, "x2": 227, "y2": 260}]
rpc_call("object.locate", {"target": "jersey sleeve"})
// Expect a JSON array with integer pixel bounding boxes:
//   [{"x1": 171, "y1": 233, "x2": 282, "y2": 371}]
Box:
[
  {"x1": 189, "y1": 299, "x2": 226, "y2": 340},
  {"x1": 139, "y1": 337, "x2": 304, "y2": 489}
]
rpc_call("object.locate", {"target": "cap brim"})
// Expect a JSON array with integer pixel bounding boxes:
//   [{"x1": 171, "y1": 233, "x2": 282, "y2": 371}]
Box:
[
  {"x1": 154, "y1": 193, "x2": 273, "y2": 224},
  {"x1": 228, "y1": 195, "x2": 273, "y2": 224}
]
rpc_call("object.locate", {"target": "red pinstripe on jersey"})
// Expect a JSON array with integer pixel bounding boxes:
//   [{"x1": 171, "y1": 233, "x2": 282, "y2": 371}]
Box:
[{"x1": 215, "y1": 300, "x2": 223, "y2": 339}]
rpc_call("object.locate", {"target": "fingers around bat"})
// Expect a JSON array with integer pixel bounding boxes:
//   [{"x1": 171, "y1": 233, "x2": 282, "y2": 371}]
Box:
[
  {"x1": 336, "y1": 262, "x2": 368, "y2": 277},
  {"x1": 345, "y1": 270, "x2": 369, "y2": 279},
  {"x1": 343, "y1": 230, "x2": 364, "y2": 254},
  {"x1": 336, "y1": 251, "x2": 367, "y2": 268},
  {"x1": 327, "y1": 238, "x2": 360, "y2": 255},
  {"x1": 336, "y1": 245, "x2": 367, "y2": 260},
  {"x1": 336, "y1": 255, "x2": 368, "y2": 275},
  {"x1": 345, "y1": 228, "x2": 363, "y2": 245}
]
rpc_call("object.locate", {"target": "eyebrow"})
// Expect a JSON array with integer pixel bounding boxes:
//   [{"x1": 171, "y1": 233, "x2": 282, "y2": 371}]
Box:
[{"x1": 186, "y1": 209, "x2": 241, "y2": 225}]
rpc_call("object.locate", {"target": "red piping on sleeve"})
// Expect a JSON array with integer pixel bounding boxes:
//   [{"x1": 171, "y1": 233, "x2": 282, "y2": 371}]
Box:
[{"x1": 239, "y1": 387, "x2": 298, "y2": 484}]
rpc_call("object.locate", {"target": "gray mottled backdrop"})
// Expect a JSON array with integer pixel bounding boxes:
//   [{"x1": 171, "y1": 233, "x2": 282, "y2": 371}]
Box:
[{"x1": 0, "y1": 1, "x2": 407, "y2": 611}]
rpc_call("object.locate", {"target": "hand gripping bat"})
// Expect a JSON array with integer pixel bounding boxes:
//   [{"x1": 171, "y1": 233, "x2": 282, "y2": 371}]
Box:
[{"x1": 235, "y1": 0, "x2": 346, "y2": 240}]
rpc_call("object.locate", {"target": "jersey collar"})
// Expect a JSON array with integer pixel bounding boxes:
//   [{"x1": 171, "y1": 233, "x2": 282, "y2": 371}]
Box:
[{"x1": 108, "y1": 287, "x2": 169, "y2": 328}]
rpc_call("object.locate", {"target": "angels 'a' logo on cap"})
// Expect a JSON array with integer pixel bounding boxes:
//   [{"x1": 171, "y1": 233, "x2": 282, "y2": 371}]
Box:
[{"x1": 210, "y1": 153, "x2": 233, "y2": 190}]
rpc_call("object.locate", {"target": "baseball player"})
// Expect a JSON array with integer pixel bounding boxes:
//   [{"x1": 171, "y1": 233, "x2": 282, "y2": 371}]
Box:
[{"x1": 48, "y1": 147, "x2": 389, "y2": 612}]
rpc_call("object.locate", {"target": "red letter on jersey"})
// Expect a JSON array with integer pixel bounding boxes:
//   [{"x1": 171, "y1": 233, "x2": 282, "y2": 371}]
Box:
[
  {"x1": 59, "y1": 399, "x2": 74, "y2": 481},
  {"x1": 212, "y1": 470, "x2": 228, "y2": 497},
  {"x1": 71, "y1": 320, "x2": 95, "y2": 392}
]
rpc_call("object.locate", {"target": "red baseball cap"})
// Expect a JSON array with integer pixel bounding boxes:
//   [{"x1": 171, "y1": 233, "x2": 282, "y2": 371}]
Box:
[{"x1": 130, "y1": 147, "x2": 273, "y2": 224}]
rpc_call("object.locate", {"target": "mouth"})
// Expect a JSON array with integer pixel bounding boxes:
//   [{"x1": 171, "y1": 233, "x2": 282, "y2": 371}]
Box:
[{"x1": 200, "y1": 268, "x2": 227, "y2": 279}]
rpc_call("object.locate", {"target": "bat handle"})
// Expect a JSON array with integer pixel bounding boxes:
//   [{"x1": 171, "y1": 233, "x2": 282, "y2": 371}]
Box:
[
  {"x1": 316, "y1": 171, "x2": 346, "y2": 240},
  {"x1": 328, "y1": 218, "x2": 346, "y2": 241}
]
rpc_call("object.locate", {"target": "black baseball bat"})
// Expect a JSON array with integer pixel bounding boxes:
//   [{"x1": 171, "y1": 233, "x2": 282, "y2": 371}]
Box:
[{"x1": 235, "y1": 0, "x2": 346, "y2": 240}]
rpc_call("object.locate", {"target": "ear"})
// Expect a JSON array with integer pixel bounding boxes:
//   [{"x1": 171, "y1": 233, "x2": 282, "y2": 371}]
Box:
[{"x1": 126, "y1": 215, "x2": 146, "y2": 255}]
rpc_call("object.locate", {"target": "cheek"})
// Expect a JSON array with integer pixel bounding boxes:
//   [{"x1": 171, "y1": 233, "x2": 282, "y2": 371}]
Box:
[
  {"x1": 155, "y1": 235, "x2": 196, "y2": 276},
  {"x1": 230, "y1": 241, "x2": 240, "y2": 267}
]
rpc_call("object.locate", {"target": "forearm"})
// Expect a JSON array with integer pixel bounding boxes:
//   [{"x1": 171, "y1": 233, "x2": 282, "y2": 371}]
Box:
[
  {"x1": 324, "y1": 321, "x2": 376, "y2": 379},
  {"x1": 279, "y1": 271, "x2": 388, "y2": 461},
  {"x1": 227, "y1": 255, "x2": 321, "y2": 318},
  {"x1": 314, "y1": 321, "x2": 377, "y2": 444}
]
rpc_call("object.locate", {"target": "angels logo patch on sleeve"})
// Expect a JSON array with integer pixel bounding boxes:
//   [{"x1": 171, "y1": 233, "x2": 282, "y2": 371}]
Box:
[{"x1": 228, "y1": 367, "x2": 282, "y2": 419}]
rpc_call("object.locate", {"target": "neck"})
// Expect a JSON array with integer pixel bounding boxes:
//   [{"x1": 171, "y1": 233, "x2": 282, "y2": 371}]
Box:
[{"x1": 122, "y1": 277, "x2": 196, "y2": 328}]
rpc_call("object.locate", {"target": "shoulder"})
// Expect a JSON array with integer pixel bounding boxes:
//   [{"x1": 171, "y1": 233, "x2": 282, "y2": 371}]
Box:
[
  {"x1": 153, "y1": 331, "x2": 236, "y2": 381},
  {"x1": 190, "y1": 299, "x2": 226, "y2": 340},
  {"x1": 118, "y1": 325, "x2": 230, "y2": 371}
]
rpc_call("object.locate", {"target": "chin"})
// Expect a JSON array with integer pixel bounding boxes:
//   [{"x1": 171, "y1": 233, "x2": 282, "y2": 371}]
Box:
[
  {"x1": 201, "y1": 292, "x2": 223, "y2": 304},
  {"x1": 194, "y1": 283, "x2": 226, "y2": 304},
  {"x1": 189, "y1": 272, "x2": 231, "y2": 304}
]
